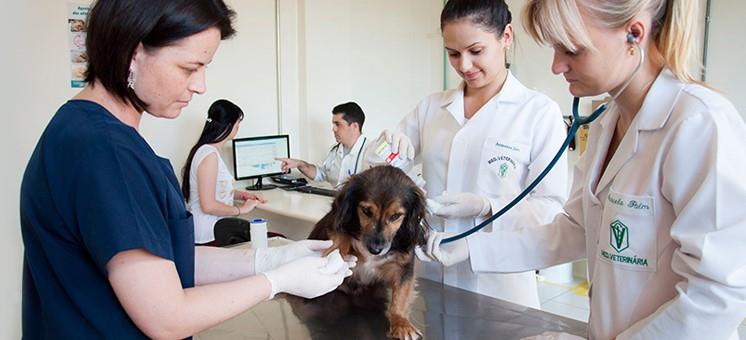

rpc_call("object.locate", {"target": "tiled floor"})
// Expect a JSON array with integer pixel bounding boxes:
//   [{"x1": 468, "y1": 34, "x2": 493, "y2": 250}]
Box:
[
  {"x1": 537, "y1": 276, "x2": 746, "y2": 339},
  {"x1": 537, "y1": 276, "x2": 589, "y2": 323}
]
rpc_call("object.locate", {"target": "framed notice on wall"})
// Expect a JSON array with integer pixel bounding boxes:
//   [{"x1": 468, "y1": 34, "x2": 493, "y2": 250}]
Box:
[{"x1": 68, "y1": 3, "x2": 90, "y2": 88}]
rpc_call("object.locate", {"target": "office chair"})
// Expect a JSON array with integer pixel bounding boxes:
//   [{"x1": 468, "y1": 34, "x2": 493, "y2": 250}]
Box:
[{"x1": 213, "y1": 218, "x2": 286, "y2": 247}]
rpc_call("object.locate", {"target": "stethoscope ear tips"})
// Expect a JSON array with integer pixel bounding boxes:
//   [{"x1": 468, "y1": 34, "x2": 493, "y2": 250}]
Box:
[{"x1": 626, "y1": 32, "x2": 638, "y2": 44}]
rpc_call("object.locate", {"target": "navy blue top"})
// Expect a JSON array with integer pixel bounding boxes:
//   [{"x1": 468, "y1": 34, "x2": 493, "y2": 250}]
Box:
[{"x1": 20, "y1": 100, "x2": 195, "y2": 339}]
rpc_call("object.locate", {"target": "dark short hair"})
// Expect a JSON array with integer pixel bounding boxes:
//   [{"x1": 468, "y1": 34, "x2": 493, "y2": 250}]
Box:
[
  {"x1": 85, "y1": 0, "x2": 237, "y2": 112},
  {"x1": 182, "y1": 99, "x2": 244, "y2": 201},
  {"x1": 441, "y1": 0, "x2": 512, "y2": 36},
  {"x1": 332, "y1": 102, "x2": 365, "y2": 132}
]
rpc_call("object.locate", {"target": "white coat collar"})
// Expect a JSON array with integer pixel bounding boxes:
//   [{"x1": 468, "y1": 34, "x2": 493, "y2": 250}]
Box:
[
  {"x1": 440, "y1": 70, "x2": 528, "y2": 123},
  {"x1": 594, "y1": 68, "x2": 683, "y2": 194},
  {"x1": 596, "y1": 69, "x2": 681, "y2": 131},
  {"x1": 336, "y1": 134, "x2": 367, "y2": 157},
  {"x1": 635, "y1": 68, "x2": 684, "y2": 131}
]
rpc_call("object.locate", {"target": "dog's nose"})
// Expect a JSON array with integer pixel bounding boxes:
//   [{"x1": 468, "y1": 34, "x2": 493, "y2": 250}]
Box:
[
  {"x1": 368, "y1": 245, "x2": 384, "y2": 255},
  {"x1": 366, "y1": 235, "x2": 386, "y2": 255}
]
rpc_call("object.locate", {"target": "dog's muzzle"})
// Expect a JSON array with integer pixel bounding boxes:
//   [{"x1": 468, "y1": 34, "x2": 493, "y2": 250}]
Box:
[{"x1": 366, "y1": 233, "x2": 388, "y2": 255}]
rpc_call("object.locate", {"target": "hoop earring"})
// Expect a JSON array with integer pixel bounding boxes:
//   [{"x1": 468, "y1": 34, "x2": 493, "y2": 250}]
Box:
[{"x1": 127, "y1": 70, "x2": 136, "y2": 89}]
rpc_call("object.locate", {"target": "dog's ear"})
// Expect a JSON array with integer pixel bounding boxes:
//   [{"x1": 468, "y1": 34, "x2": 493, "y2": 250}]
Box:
[
  {"x1": 393, "y1": 186, "x2": 429, "y2": 251},
  {"x1": 331, "y1": 175, "x2": 363, "y2": 236},
  {"x1": 409, "y1": 187, "x2": 429, "y2": 247}
]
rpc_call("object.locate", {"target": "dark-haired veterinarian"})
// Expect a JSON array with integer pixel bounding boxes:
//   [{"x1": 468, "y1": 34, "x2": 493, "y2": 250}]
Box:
[
  {"x1": 388, "y1": 0, "x2": 569, "y2": 309},
  {"x1": 19, "y1": 0, "x2": 353, "y2": 338}
]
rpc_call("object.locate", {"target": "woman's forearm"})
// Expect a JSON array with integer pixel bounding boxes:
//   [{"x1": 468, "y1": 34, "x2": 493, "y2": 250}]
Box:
[
  {"x1": 109, "y1": 249, "x2": 270, "y2": 340},
  {"x1": 194, "y1": 246, "x2": 256, "y2": 285},
  {"x1": 199, "y1": 199, "x2": 240, "y2": 217}
]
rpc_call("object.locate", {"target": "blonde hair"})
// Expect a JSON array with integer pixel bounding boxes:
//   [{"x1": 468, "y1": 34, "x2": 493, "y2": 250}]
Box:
[{"x1": 523, "y1": 0, "x2": 702, "y2": 83}]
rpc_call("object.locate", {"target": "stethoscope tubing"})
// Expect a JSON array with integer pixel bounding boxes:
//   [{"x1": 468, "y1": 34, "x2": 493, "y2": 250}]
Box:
[
  {"x1": 442, "y1": 41, "x2": 644, "y2": 244},
  {"x1": 442, "y1": 99, "x2": 606, "y2": 243}
]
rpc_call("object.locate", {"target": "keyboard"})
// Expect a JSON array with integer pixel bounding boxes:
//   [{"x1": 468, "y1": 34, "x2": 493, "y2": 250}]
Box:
[{"x1": 294, "y1": 185, "x2": 337, "y2": 197}]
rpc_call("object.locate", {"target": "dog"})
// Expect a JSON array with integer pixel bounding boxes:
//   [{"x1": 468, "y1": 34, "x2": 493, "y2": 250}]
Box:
[{"x1": 309, "y1": 165, "x2": 429, "y2": 339}]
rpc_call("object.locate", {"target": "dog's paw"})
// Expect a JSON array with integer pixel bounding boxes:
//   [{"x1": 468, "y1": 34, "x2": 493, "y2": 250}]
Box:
[{"x1": 388, "y1": 315, "x2": 422, "y2": 340}]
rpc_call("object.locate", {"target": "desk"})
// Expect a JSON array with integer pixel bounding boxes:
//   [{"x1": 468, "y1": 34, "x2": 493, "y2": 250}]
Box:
[
  {"x1": 243, "y1": 187, "x2": 333, "y2": 240},
  {"x1": 196, "y1": 241, "x2": 587, "y2": 340}
]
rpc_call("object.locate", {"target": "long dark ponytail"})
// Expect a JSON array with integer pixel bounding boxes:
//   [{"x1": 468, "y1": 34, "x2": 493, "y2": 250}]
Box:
[{"x1": 182, "y1": 99, "x2": 244, "y2": 201}]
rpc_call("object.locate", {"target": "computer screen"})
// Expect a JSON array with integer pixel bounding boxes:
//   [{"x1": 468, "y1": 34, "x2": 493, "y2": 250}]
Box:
[{"x1": 232, "y1": 134, "x2": 289, "y2": 180}]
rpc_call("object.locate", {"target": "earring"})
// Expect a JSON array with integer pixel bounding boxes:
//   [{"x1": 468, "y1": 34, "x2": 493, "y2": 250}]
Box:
[
  {"x1": 626, "y1": 32, "x2": 637, "y2": 56},
  {"x1": 127, "y1": 70, "x2": 136, "y2": 89}
]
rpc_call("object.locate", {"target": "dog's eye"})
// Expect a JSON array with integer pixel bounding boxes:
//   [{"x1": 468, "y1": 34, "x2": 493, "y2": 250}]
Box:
[
  {"x1": 361, "y1": 207, "x2": 373, "y2": 217},
  {"x1": 389, "y1": 213, "x2": 403, "y2": 222}
]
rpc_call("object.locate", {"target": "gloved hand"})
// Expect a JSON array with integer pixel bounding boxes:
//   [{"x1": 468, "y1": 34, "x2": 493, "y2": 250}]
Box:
[
  {"x1": 415, "y1": 231, "x2": 469, "y2": 267},
  {"x1": 381, "y1": 129, "x2": 415, "y2": 160},
  {"x1": 254, "y1": 240, "x2": 332, "y2": 273},
  {"x1": 432, "y1": 192, "x2": 491, "y2": 218},
  {"x1": 261, "y1": 255, "x2": 354, "y2": 299}
]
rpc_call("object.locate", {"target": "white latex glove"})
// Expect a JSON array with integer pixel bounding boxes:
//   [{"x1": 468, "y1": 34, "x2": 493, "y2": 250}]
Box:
[
  {"x1": 414, "y1": 232, "x2": 469, "y2": 267},
  {"x1": 261, "y1": 255, "x2": 354, "y2": 299},
  {"x1": 381, "y1": 129, "x2": 415, "y2": 160},
  {"x1": 519, "y1": 331, "x2": 586, "y2": 340},
  {"x1": 254, "y1": 239, "x2": 332, "y2": 273},
  {"x1": 318, "y1": 249, "x2": 345, "y2": 274},
  {"x1": 432, "y1": 192, "x2": 491, "y2": 218}
]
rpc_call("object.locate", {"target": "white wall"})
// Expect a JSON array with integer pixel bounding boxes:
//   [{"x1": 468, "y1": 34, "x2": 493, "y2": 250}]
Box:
[
  {"x1": 706, "y1": 0, "x2": 746, "y2": 117},
  {"x1": 299, "y1": 0, "x2": 444, "y2": 163},
  {"x1": 2, "y1": 2, "x2": 76, "y2": 338}
]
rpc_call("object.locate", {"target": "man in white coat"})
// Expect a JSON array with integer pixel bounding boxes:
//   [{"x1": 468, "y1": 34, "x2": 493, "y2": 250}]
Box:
[
  {"x1": 392, "y1": 0, "x2": 569, "y2": 309},
  {"x1": 422, "y1": 0, "x2": 746, "y2": 339},
  {"x1": 278, "y1": 102, "x2": 368, "y2": 188}
]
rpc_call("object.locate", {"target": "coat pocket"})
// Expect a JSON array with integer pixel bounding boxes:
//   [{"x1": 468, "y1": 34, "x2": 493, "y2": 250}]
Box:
[
  {"x1": 597, "y1": 189, "x2": 657, "y2": 272},
  {"x1": 480, "y1": 138, "x2": 529, "y2": 196}
]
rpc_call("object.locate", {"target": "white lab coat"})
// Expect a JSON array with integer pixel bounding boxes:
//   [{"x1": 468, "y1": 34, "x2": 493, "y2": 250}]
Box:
[
  {"x1": 398, "y1": 71, "x2": 568, "y2": 308},
  {"x1": 315, "y1": 135, "x2": 368, "y2": 187},
  {"x1": 468, "y1": 69, "x2": 746, "y2": 339}
]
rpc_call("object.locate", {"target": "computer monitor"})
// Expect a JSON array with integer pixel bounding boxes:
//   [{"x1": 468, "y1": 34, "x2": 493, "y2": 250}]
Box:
[{"x1": 232, "y1": 134, "x2": 290, "y2": 190}]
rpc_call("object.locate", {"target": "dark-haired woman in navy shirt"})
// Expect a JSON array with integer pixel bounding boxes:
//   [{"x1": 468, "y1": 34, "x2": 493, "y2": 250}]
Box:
[{"x1": 20, "y1": 1, "x2": 352, "y2": 338}]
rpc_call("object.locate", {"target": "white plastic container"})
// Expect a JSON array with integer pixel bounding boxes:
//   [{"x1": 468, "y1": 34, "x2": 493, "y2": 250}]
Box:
[
  {"x1": 364, "y1": 135, "x2": 412, "y2": 171},
  {"x1": 250, "y1": 218, "x2": 268, "y2": 249}
]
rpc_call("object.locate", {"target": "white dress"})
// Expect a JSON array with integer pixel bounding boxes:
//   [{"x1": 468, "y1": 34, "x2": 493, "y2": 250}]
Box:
[{"x1": 187, "y1": 144, "x2": 235, "y2": 243}]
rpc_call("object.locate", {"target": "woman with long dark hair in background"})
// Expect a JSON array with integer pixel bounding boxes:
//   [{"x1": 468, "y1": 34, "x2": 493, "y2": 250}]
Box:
[{"x1": 182, "y1": 99, "x2": 267, "y2": 245}]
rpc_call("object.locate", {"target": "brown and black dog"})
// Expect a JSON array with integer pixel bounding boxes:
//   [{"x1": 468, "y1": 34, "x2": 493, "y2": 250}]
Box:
[{"x1": 309, "y1": 166, "x2": 429, "y2": 339}]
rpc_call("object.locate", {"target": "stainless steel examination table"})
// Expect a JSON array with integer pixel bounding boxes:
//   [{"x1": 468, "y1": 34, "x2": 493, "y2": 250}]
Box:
[{"x1": 195, "y1": 274, "x2": 587, "y2": 339}]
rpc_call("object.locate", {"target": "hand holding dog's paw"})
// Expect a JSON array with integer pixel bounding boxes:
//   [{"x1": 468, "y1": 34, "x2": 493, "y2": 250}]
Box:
[
  {"x1": 261, "y1": 255, "x2": 350, "y2": 299},
  {"x1": 388, "y1": 314, "x2": 422, "y2": 340},
  {"x1": 254, "y1": 240, "x2": 332, "y2": 273},
  {"x1": 319, "y1": 249, "x2": 345, "y2": 274}
]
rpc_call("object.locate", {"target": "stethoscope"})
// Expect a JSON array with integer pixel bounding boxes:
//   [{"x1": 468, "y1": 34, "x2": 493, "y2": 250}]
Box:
[
  {"x1": 442, "y1": 33, "x2": 644, "y2": 244},
  {"x1": 331, "y1": 136, "x2": 367, "y2": 177}
]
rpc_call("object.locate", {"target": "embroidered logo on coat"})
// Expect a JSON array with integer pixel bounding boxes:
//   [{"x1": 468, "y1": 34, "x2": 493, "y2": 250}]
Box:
[
  {"x1": 609, "y1": 219, "x2": 629, "y2": 253},
  {"x1": 499, "y1": 163, "x2": 509, "y2": 177}
]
